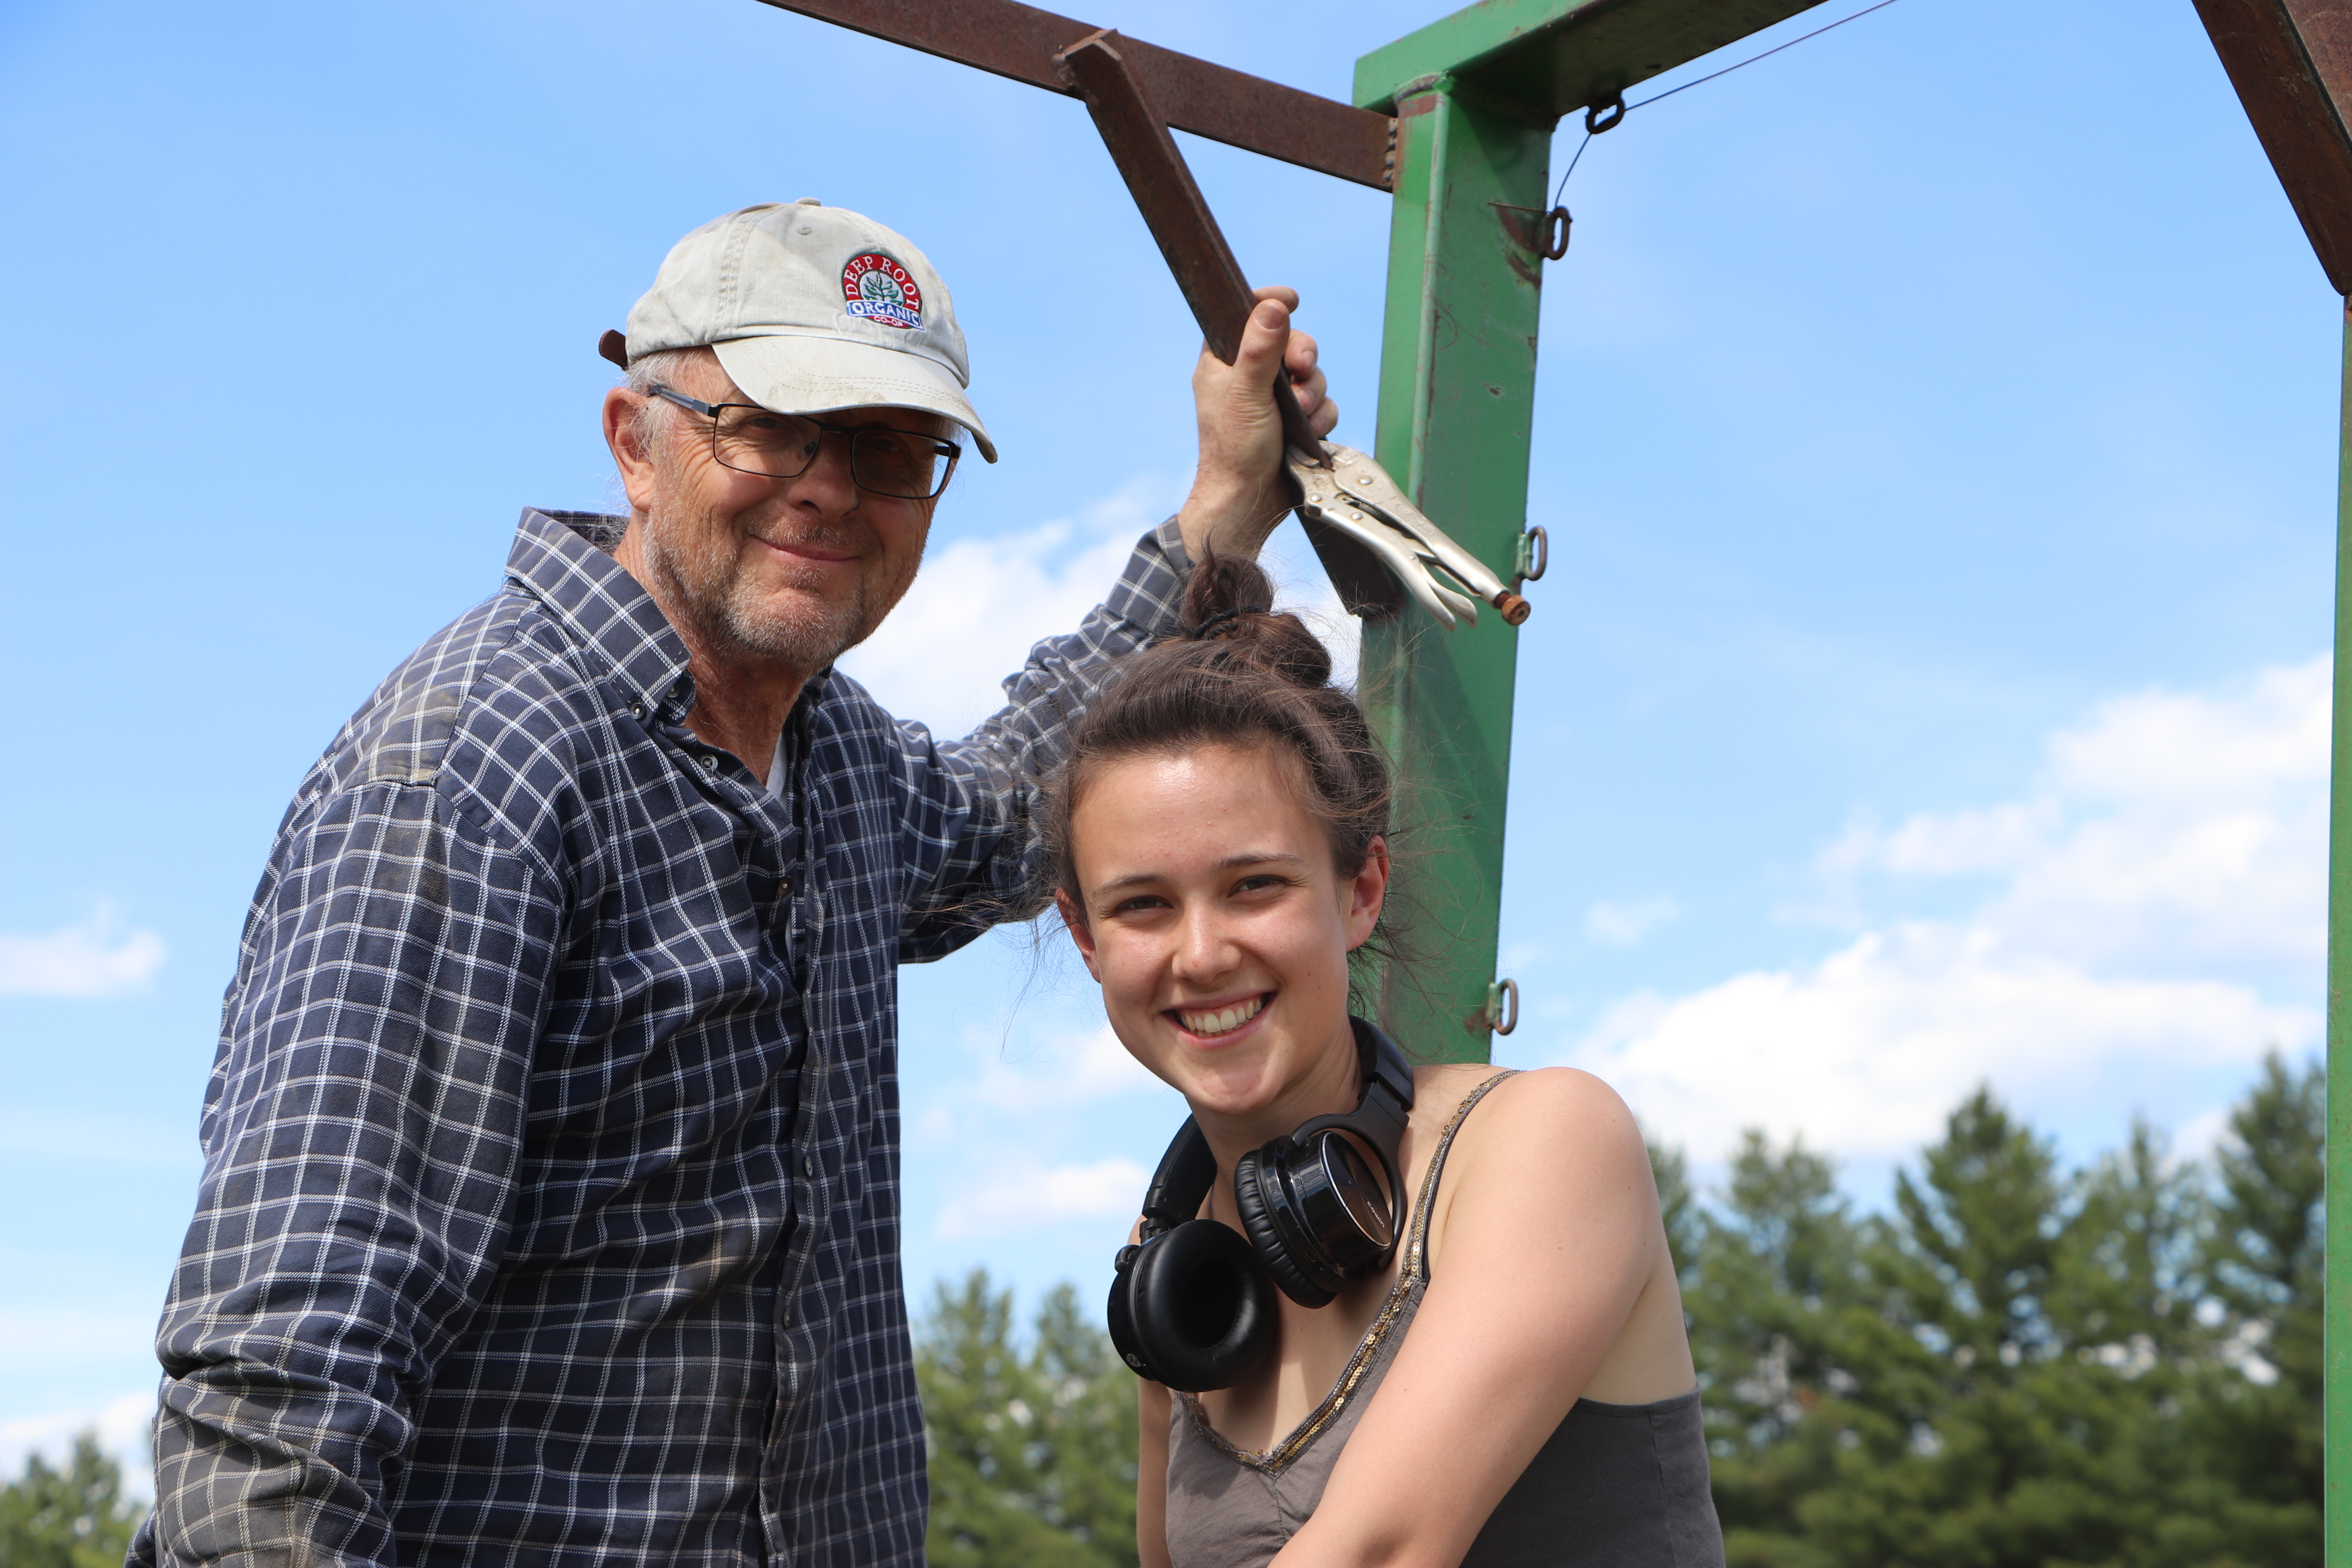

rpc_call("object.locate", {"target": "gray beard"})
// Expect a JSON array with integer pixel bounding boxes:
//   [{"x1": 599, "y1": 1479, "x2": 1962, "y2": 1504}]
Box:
[{"x1": 636, "y1": 501, "x2": 894, "y2": 674}]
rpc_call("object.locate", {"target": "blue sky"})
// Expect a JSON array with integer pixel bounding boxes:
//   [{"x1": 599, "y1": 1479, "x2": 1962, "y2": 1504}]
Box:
[{"x1": 0, "y1": 0, "x2": 2333, "y2": 1487}]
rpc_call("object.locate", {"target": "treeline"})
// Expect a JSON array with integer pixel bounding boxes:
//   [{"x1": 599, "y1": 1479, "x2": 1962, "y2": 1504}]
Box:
[
  {"x1": 2, "y1": 1060, "x2": 2316, "y2": 1568},
  {"x1": 918, "y1": 1273, "x2": 1142, "y2": 1568},
  {"x1": 1662, "y1": 1055, "x2": 2321, "y2": 1567},
  {"x1": 916, "y1": 1054, "x2": 2322, "y2": 1568},
  {"x1": 0, "y1": 1433, "x2": 144, "y2": 1568}
]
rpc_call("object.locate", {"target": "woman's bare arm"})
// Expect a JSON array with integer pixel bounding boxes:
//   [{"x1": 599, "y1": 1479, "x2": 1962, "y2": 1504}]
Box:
[
  {"x1": 1270, "y1": 1068, "x2": 1682, "y2": 1568},
  {"x1": 1138, "y1": 1378, "x2": 1174, "y2": 1568}
]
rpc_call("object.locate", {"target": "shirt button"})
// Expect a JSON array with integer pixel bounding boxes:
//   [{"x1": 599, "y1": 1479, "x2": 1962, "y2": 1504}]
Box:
[
  {"x1": 628, "y1": 702, "x2": 644, "y2": 719},
  {"x1": 802, "y1": 1156, "x2": 816, "y2": 1178},
  {"x1": 699, "y1": 754, "x2": 718, "y2": 771}
]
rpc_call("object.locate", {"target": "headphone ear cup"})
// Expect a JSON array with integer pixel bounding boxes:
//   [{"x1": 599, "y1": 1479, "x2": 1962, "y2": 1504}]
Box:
[
  {"x1": 1234, "y1": 1147, "x2": 1336, "y2": 1309},
  {"x1": 1122, "y1": 1220, "x2": 1276, "y2": 1393},
  {"x1": 1107, "y1": 1257, "x2": 1151, "y2": 1380}
]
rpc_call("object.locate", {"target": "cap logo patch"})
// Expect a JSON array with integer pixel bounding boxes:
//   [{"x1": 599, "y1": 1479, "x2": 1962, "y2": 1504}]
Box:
[{"x1": 841, "y1": 252, "x2": 923, "y2": 330}]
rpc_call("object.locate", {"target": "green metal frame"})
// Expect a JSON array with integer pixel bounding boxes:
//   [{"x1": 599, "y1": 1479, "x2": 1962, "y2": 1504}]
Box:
[
  {"x1": 2330, "y1": 307, "x2": 2350, "y2": 1563},
  {"x1": 1356, "y1": 78, "x2": 1549, "y2": 1063},
  {"x1": 1348, "y1": 0, "x2": 1826, "y2": 1063}
]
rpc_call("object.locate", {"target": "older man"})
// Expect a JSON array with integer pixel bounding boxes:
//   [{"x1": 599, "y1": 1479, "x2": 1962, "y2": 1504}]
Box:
[{"x1": 134, "y1": 201, "x2": 1331, "y2": 1568}]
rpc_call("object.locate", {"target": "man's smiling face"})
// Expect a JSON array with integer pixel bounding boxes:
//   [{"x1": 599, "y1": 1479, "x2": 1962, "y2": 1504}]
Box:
[{"x1": 619, "y1": 346, "x2": 947, "y2": 677}]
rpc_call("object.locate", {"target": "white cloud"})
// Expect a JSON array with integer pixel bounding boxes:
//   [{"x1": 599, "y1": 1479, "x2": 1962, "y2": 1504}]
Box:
[
  {"x1": 935, "y1": 1156, "x2": 1154, "y2": 1240},
  {"x1": 840, "y1": 486, "x2": 1357, "y2": 739},
  {"x1": 1556, "y1": 657, "x2": 2329, "y2": 1163},
  {"x1": 1572, "y1": 925, "x2": 2311, "y2": 1163},
  {"x1": 1584, "y1": 895, "x2": 1679, "y2": 947},
  {"x1": 0, "y1": 1392, "x2": 156, "y2": 1500},
  {"x1": 1820, "y1": 657, "x2": 2327, "y2": 983},
  {"x1": 964, "y1": 1020, "x2": 1168, "y2": 1114},
  {"x1": 0, "y1": 907, "x2": 165, "y2": 998},
  {"x1": 900, "y1": 987, "x2": 1179, "y2": 1247}
]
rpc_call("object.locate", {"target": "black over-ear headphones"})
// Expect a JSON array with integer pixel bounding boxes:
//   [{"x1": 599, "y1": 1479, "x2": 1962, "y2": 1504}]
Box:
[{"x1": 1105, "y1": 1017, "x2": 1417, "y2": 1392}]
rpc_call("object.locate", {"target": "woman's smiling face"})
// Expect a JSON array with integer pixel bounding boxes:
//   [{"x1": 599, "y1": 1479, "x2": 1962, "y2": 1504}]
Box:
[{"x1": 1062, "y1": 742, "x2": 1387, "y2": 1127}]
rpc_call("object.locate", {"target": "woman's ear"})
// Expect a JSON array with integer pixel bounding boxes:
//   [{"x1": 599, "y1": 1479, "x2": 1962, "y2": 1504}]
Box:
[
  {"x1": 1343, "y1": 836, "x2": 1390, "y2": 951},
  {"x1": 1056, "y1": 891, "x2": 1103, "y2": 982}
]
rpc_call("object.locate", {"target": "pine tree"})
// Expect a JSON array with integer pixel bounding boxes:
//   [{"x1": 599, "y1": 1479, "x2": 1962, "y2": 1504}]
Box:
[
  {"x1": 1031, "y1": 1283, "x2": 1143, "y2": 1564},
  {"x1": 2170, "y1": 1052, "x2": 2325, "y2": 1566},
  {"x1": 1684, "y1": 1131, "x2": 1864, "y2": 1568},
  {"x1": 1675, "y1": 1073, "x2": 2321, "y2": 1568},
  {"x1": 1650, "y1": 1138, "x2": 1702, "y2": 1283},
  {"x1": 916, "y1": 1270, "x2": 1138, "y2": 1568},
  {"x1": 0, "y1": 1431, "x2": 146, "y2": 1568},
  {"x1": 1797, "y1": 1089, "x2": 2151, "y2": 1566}
]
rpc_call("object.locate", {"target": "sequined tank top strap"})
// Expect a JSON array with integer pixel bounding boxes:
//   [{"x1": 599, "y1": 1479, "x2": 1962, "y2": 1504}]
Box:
[{"x1": 1397, "y1": 1070, "x2": 1518, "y2": 1285}]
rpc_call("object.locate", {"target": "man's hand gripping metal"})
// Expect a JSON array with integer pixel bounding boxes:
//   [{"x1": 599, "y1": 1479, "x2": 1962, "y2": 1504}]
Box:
[
  {"x1": 1047, "y1": 32, "x2": 1532, "y2": 630},
  {"x1": 1286, "y1": 444, "x2": 1532, "y2": 629}
]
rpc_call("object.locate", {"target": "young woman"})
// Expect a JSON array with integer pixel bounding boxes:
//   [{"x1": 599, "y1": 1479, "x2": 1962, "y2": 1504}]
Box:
[{"x1": 1040, "y1": 556, "x2": 1722, "y2": 1568}]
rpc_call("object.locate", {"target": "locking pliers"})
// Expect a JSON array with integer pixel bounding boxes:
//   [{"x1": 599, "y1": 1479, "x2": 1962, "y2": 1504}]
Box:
[{"x1": 1287, "y1": 443, "x2": 1531, "y2": 629}]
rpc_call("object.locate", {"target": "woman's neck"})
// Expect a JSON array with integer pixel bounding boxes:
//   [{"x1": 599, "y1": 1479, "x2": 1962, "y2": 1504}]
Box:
[{"x1": 1193, "y1": 1013, "x2": 1365, "y2": 1175}]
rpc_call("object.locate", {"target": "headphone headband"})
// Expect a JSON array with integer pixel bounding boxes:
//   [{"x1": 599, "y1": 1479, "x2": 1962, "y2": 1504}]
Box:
[
  {"x1": 1107, "y1": 1016, "x2": 1419, "y2": 1391},
  {"x1": 1138, "y1": 1119, "x2": 1217, "y2": 1241},
  {"x1": 1288, "y1": 1017, "x2": 1414, "y2": 1154}
]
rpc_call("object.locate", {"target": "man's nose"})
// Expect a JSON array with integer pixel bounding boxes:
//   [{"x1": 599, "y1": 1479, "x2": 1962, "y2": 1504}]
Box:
[{"x1": 784, "y1": 430, "x2": 861, "y2": 514}]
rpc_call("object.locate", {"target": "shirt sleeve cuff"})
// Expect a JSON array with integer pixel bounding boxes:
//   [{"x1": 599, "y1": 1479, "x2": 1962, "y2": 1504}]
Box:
[{"x1": 1102, "y1": 517, "x2": 1192, "y2": 641}]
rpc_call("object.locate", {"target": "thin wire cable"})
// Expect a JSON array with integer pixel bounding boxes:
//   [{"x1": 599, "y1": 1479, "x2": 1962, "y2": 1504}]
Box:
[
  {"x1": 1549, "y1": 131, "x2": 1593, "y2": 209},
  {"x1": 1627, "y1": 0, "x2": 1904, "y2": 112},
  {"x1": 1544, "y1": 0, "x2": 1904, "y2": 209}
]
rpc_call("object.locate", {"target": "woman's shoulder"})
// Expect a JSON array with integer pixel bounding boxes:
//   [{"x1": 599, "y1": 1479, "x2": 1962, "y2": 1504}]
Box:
[
  {"x1": 1410, "y1": 1062, "x2": 1637, "y2": 1129},
  {"x1": 1412, "y1": 1064, "x2": 1650, "y2": 1185}
]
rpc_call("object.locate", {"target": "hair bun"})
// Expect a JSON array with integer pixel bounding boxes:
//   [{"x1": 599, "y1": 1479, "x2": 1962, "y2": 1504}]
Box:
[{"x1": 1179, "y1": 555, "x2": 1333, "y2": 691}]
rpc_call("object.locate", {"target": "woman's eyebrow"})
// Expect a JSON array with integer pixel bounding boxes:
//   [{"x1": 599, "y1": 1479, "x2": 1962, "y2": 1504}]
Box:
[
  {"x1": 1086, "y1": 851, "x2": 1309, "y2": 900},
  {"x1": 1217, "y1": 851, "x2": 1309, "y2": 874}
]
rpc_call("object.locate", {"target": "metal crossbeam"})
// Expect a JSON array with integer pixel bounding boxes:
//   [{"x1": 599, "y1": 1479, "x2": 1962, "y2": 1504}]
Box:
[
  {"x1": 2192, "y1": 0, "x2": 2352, "y2": 295},
  {"x1": 1352, "y1": 0, "x2": 1832, "y2": 116},
  {"x1": 752, "y1": 0, "x2": 1397, "y2": 189}
]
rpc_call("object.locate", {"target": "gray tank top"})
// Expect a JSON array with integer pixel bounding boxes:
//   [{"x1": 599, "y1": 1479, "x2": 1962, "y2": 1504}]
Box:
[{"x1": 1163, "y1": 1073, "x2": 1726, "y2": 1568}]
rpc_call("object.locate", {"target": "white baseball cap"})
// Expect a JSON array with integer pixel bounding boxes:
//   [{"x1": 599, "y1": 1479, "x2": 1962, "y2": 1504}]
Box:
[{"x1": 608, "y1": 200, "x2": 996, "y2": 463}]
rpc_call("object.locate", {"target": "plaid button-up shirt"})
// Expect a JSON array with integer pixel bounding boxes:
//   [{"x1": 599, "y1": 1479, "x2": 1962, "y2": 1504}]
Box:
[{"x1": 134, "y1": 508, "x2": 1189, "y2": 1568}]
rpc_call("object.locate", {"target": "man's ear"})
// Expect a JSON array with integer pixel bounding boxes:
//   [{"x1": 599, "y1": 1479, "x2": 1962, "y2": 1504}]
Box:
[
  {"x1": 1343, "y1": 836, "x2": 1390, "y2": 951},
  {"x1": 1056, "y1": 891, "x2": 1103, "y2": 982},
  {"x1": 603, "y1": 387, "x2": 661, "y2": 516}
]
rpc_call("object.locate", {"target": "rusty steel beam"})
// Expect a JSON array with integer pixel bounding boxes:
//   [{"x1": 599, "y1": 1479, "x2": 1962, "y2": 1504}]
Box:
[
  {"x1": 1054, "y1": 29, "x2": 1403, "y2": 616},
  {"x1": 1056, "y1": 31, "x2": 1264, "y2": 367},
  {"x1": 2193, "y1": 0, "x2": 2352, "y2": 295},
  {"x1": 753, "y1": 0, "x2": 1397, "y2": 190}
]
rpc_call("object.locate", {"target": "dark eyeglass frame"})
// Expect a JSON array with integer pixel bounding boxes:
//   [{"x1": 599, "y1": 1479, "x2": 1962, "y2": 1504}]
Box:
[{"x1": 644, "y1": 384, "x2": 962, "y2": 501}]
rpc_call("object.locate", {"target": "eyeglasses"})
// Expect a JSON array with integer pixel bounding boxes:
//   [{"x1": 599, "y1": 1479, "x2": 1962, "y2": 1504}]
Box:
[{"x1": 644, "y1": 385, "x2": 962, "y2": 501}]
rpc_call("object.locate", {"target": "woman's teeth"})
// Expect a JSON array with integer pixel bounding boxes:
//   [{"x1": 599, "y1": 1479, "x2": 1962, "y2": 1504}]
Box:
[{"x1": 1178, "y1": 996, "x2": 1264, "y2": 1036}]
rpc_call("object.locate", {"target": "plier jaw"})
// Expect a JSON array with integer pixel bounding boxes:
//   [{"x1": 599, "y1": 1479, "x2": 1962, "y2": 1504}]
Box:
[{"x1": 1285, "y1": 443, "x2": 1532, "y2": 630}]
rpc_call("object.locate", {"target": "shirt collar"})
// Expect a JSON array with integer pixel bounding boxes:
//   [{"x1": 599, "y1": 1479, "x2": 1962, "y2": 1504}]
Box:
[{"x1": 505, "y1": 508, "x2": 694, "y2": 719}]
